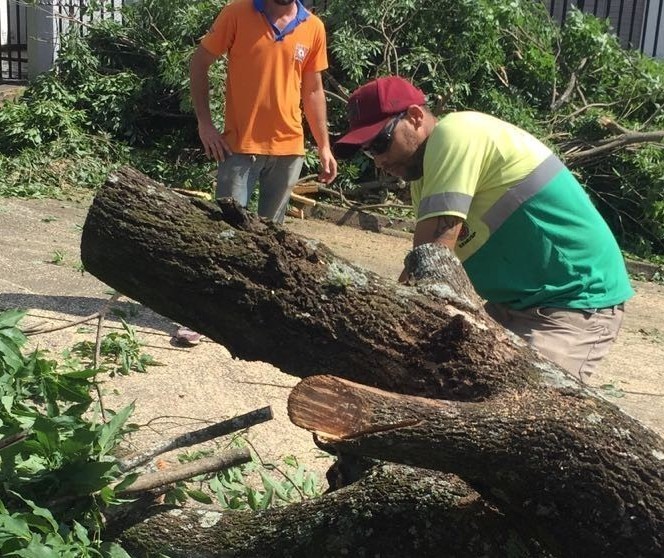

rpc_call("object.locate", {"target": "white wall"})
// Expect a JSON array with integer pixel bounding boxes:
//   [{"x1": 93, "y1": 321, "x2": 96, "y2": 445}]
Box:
[
  {"x1": 1, "y1": 0, "x2": 27, "y2": 45},
  {"x1": 1, "y1": 1, "x2": 8, "y2": 46},
  {"x1": 27, "y1": 1, "x2": 58, "y2": 78}
]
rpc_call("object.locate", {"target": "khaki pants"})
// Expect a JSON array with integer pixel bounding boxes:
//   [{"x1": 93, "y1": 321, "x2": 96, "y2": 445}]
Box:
[{"x1": 485, "y1": 302, "x2": 625, "y2": 382}]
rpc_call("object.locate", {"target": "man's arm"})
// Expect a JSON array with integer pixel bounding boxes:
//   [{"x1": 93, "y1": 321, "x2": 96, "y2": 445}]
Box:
[
  {"x1": 302, "y1": 71, "x2": 338, "y2": 183},
  {"x1": 190, "y1": 45, "x2": 232, "y2": 162},
  {"x1": 413, "y1": 215, "x2": 464, "y2": 249},
  {"x1": 398, "y1": 215, "x2": 464, "y2": 283}
]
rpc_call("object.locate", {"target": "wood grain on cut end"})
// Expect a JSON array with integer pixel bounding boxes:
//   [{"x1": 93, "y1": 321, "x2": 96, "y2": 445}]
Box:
[{"x1": 288, "y1": 375, "x2": 369, "y2": 440}]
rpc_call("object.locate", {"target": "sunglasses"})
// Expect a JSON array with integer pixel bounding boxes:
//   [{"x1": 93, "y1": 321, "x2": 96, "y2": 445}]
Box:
[{"x1": 363, "y1": 111, "x2": 406, "y2": 157}]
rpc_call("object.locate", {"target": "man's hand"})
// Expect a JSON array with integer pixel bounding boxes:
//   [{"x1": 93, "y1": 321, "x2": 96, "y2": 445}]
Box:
[
  {"x1": 318, "y1": 146, "x2": 338, "y2": 183},
  {"x1": 198, "y1": 122, "x2": 232, "y2": 162}
]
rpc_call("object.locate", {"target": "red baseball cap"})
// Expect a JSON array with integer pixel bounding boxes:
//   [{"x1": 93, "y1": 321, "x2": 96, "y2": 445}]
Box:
[{"x1": 334, "y1": 76, "x2": 426, "y2": 158}]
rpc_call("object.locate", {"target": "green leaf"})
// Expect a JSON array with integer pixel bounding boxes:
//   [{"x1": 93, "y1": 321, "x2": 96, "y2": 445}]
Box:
[
  {"x1": 59, "y1": 427, "x2": 96, "y2": 458},
  {"x1": 0, "y1": 514, "x2": 31, "y2": 539},
  {"x1": 259, "y1": 487, "x2": 274, "y2": 509},
  {"x1": 10, "y1": 538, "x2": 61, "y2": 558},
  {"x1": 72, "y1": 521, "x2": 90, "y2": 545},
  {"x1": 260, "y1": 471, "x2": 289, "y2": 502},
  {"x1": 11, "y1": 492, "x2": 59, "y2": 533},
  {"x1": 55, "y1": 460, "x2": 116, "y2": 495},
  {"x1": 97, "y1": 404, "x2": 134, "y2": 456},
  {"x1": 185, "y1": 489, "x2": 212, "y2": 504},
  {"x1": 171, "y1": 487, "x2": 187, "y2": 504},
  {"x1": 61, "y1": 368, "x2": 98, "y2": 380},
  {"x1": 0, "y1": 310, "x2": 26, "y2": 329},
  {"x1": 99, "y1": 486, "x2": 116, "y2": 505},
  {"x1": 0, "y1": 335, "x2": 24, "y2": 373},
  {"x1": 1, "y1": 395, "x2": 15, "y2": 413},
  {"x1": 32, "y1": 417, "x2": 60, "y2": 456},
  {"x1": 303, "y1": 473, "x2": 317, "y2": 497},
  {"x1": 100, "y1": 542, "x2": 132, "y2": 558},
  {"x1": 246, "y1": 488, "x2": 261, "y2": 511},
  {"x1": 227, "y1": 495, "x2": 245, "y2": 510},
  {"x1": 53, "y1": 379, "x2": 92, "y2": 405},
  {"x1": 113, "y1": 473, "x2": 138, "y2": 493}
]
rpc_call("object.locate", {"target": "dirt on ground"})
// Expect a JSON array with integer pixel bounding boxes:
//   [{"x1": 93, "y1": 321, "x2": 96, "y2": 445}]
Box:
[{"x1": 1, "y1": 196, "x2": 662, "y2": 485}]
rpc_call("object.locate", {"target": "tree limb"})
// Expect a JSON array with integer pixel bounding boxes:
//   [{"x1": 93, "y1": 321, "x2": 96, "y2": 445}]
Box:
[
  {"x1": 288, "y1": 375, "x2": 664, "y2": 558},
  {"x1": 118, "y1": 406, "x2": 273, "y2": 471},
  {"x1": 117, "y1": 448, "x2": 251, "y2": 494},
  {"x1": 565, "y1": 129, "x2": 664, "y2": 164}
]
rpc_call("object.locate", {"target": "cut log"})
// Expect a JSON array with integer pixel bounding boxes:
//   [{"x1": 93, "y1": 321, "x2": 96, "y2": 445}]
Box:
[
  {"x1": 80, "y1": 167, "x2": 664, "y2": 557},
  {"x1": 289, "y1": 375, "x2": 664, "y2": 558},
  {"x1": 292, "y1": 182, "x2": 320, "y2": 195},
  {"x1": 80, "y1": 167, "x2": 531, "y2": 401},
  {"x1": 290, "y1": 192, "x2": 317, "y2": 206}
]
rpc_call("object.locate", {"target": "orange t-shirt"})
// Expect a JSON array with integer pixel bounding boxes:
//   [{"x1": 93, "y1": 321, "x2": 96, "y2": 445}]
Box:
[{"x1": 200, "y1": 0, "x2": 328, "y2": 155}]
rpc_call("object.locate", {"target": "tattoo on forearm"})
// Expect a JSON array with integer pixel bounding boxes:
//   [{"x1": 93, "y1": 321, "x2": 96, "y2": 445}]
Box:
[{"x1": 434, "y1": 216, "x2": 460, "y2": 241}]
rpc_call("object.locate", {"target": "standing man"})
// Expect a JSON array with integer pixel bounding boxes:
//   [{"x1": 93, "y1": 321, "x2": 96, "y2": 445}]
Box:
[
  {"x1": 179, "y1": 0, "x2": 337, "y2": 346},
  {"x1": 334, "y1": 76, "x2": 633, "y2": 381},
  {"x1": 190, "y1": 0, "x2": 337, "y2": 213}
]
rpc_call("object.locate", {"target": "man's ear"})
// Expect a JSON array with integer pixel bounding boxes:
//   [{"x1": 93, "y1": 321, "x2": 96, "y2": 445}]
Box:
[{"x1": 405, "y1": 104, "x2": 426, "y2": 127}]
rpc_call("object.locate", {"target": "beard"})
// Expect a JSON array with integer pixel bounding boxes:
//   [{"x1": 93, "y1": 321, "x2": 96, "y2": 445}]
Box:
[
  {"x1": 400, "y1": 140, "x2": 427, "y2": 181},
  {"x1": 401, "y1": 162, "x2": 424, "y2": 181}
]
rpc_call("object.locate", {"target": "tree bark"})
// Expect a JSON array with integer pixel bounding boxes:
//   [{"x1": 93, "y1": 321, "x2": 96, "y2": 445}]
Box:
[
  {"x1": 81, "y1": 167, "x2": 664, "y2": 557},
  {"x1": 111, "y1": 464, "x2": 551, "y2": 558},
  {"x1": 80, "y1": 167, "x2": 536, "y2": 401},
  {"x1": 289, "y1": 375, "x2": 664, "y2": 558}
]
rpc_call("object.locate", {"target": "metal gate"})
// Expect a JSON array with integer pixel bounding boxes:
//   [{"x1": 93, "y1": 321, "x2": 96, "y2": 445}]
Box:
[
  {"x1": 1, "y1": 0, "x2": 27, "y2": 83},
  {"x1": 1, "y1": 0, "x2": 124, "y2": 84},
  {"x1": 540, "y1": 0, "x2": 664, "y2": 56}
]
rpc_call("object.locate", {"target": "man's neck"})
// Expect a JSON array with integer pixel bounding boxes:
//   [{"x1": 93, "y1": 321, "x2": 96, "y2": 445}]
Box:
[{"x1": 264, "y1": 0, "x2": 298, "y2": 22}]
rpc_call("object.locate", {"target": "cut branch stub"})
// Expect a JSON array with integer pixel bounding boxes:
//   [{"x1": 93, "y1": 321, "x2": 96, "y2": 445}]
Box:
[
  {"x1": 405, "y1": 242, "x2": 483, "y2": 311},
  {"x1": 288, "y1": 375, "x2": 664, "y2": 558}
]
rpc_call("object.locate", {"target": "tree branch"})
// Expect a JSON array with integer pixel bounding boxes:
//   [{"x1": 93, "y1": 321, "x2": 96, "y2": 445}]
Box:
[
  {"x1": 565, "y1": 129, "x2": 664, "y2": 164},
  {"x1": 118, "y1": 406, "x2": 274, "y2": 472},
  {"x1": 551, "y1": 57, "x2": 587, "y2": 111},
  {"x1": 117, "y1": 448, "x2": 251, "y2": 494}
]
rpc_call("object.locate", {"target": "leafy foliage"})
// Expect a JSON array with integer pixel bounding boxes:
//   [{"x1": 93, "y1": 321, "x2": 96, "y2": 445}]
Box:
[
  {"x1": 206, "y1": 451, "x2": 323, "y2": 511},
  {"x1": 322, "y1": 0, "x2": 664, "y2": 255},
  {"x1": 69, "y1": 319, "x2": 160, "y2": 376},
  {"x1": 0, "y1": 310, "x2": 324, "y2": 553},
  {"x1": 0, "y1": 310, "x2": 133, "y2": 556}
]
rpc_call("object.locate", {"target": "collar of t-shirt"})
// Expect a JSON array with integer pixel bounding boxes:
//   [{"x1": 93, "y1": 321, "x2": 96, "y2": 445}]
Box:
[{"x1": 253, "y1": 0, "x2": 309, "y2": 41}]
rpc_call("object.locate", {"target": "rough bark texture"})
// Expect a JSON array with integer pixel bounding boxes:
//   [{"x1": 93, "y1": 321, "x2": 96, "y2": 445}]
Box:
[
  {"x1": 81, "y1": 168, "x2": 664, "y2": 557},
  {"x1": 112, "y1": 464, "x2": 551, "y2": 558},
  {"x1": 289, "y1": 376, "x2": 664, "y2": 558},
  {"x1": 80, "y1": 167, "x2": 536, "y2": 401}
]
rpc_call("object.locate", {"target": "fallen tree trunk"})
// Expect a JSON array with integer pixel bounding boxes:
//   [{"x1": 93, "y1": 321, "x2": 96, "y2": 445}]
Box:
[
  {"x1": 80, "y1": 167, "x2": 532, "y2": 400},
  {"x1": 111, "y1": 464, "x2": 550, "y2": 558},
  {"x1": 81, "y1": 167, "x2": 664, "y2": 557}
]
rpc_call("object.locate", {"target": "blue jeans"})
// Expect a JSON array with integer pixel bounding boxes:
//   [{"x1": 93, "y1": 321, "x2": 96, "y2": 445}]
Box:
[{"x1": 216, "y1": 153, "x2": 304, "y2": 224}]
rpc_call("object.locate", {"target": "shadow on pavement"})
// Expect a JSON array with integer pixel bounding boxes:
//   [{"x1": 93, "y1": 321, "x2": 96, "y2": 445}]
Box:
[{"x1": 0, "y1": 293, "x2": 174, "y2": 334}]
